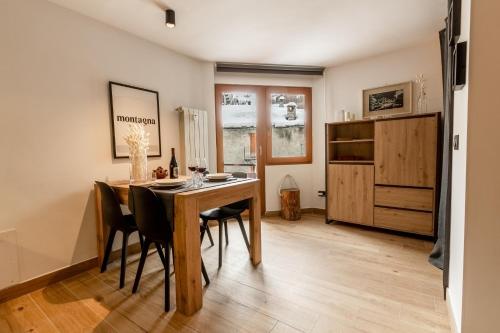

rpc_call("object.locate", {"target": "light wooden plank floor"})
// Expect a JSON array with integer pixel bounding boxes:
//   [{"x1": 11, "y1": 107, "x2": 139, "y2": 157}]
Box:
[{"x1": 0, "y1": 215, "x2": 451, "y2": 333}]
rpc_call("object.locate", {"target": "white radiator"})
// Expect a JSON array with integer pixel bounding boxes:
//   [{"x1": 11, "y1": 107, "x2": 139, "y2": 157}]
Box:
[{"x1": 177, "y1": 107, "x2": 209, "y2": 175}]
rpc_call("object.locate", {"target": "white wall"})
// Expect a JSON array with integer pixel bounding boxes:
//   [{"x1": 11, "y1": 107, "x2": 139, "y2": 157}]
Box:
[
  {"x1": 214, "y1": 73, "x2": 326, "y2": 212},
  {"x1": 325, "y1": 38, "x2": 444, "y2": 122},
  {"x1": 0, "y1": 0, "x2": 211, "y2": 286},
  {"x1": 460, "y1": 0, "x2": 500, "y2": 331},
  {"x1": 199, "y1": 62, "x2": 217, "y2": 172},
  {"x1": 447, "y1": 0, "x2": 471, "y2": 331},
  {"x1": 0, "y1": 0, "x2": 448, "y2": 290},
  {"x1": 213, "y1": 38, "x2": 444, "y2": 213}
]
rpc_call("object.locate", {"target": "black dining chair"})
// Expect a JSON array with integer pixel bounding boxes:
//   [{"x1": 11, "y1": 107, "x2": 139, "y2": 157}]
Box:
[
  {"x1": 129, "y1": 185, "x2": 210, "y2": 312},
  {"x1": 95, "y1": 181, "x2": 143, "y2": 289},
  {"x1": 200, "y1": 172, "x2": 250, "y2": 269}
]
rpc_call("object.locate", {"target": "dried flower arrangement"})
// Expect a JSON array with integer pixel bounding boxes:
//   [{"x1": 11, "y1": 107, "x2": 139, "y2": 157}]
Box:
[
  {"x1": 124, "y1": 124, "x2": 149, "y2": 183},
  {"x1": 415, "y1": 74, "x2": 428, "y2": 114}
]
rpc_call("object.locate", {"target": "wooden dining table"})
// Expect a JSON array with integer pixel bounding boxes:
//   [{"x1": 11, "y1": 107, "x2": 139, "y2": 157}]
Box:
[{"x1": 94, "y1": 178, "x2": 262, "y2": 315}]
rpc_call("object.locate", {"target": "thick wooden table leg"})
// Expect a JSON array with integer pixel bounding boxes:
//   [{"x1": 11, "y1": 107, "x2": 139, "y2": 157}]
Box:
[
  {"x1": 173, "y1": 196, "x2": 202, "y2": 315},
  {"x1": 249, "y1": 181, "x2": 262, "y2": 265},
  {"x1": 94, "y1": 184, "x2": 105, "y2": 268}
]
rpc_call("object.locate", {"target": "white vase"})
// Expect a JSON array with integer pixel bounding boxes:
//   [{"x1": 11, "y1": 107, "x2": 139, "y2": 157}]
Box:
[
  {"x1": 129, "y1": 149, "x2": 148, "y2": 184},
  {"x1": 417, "y1": 92, "x2": 428, "y2": 114}
]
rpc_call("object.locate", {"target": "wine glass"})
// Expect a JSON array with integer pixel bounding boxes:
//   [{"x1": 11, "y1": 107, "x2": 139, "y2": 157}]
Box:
[
  {"x1": 197, "y1": 158, "x2": 207, "y2": 187},
  {"x1": 187, "y1": 157, "x2": 199, "y2": 186}
]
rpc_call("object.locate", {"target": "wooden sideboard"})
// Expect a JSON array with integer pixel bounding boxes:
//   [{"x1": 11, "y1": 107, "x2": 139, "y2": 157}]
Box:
[{"x1": 325, "y1": 113, "x2": 440, "y2": 236}]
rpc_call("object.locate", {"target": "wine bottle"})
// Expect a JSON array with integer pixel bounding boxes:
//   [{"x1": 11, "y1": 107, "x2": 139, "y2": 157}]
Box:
[{"x1": 169, "y1": 148, "x2": 178, "y2": 179}]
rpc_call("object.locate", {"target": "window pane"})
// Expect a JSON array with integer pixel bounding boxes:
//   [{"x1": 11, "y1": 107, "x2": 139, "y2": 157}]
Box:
[
  {"x1": 271, "y1": 93, "x2": 306, "y2": 157},
  {"x1": 221, "y1": 92, "x2": 257, "y2": 176}
]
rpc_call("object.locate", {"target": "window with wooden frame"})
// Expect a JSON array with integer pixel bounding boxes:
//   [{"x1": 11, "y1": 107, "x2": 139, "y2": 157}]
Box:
[
  {"x1": 215, "y1": 84, "x2": 312, "y2": 177},
  {"x1": 266, "y1": 86, "x2": 312, "y2": 165}
]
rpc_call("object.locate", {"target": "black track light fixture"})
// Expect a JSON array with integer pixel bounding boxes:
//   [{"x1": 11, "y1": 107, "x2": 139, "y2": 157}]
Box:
[{"x1": 166, "y1": 9, "x2": 175, "y2": 28}]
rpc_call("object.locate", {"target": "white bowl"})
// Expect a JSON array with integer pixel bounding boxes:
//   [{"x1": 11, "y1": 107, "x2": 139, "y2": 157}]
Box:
[{"x1": 153, "y1": 179, "x2": 186, "y2": 187}]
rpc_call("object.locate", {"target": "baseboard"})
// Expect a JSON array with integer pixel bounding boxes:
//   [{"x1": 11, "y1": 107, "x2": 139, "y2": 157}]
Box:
[
  {"x1": 446, "y1": 288, "x2": 460, "y2": 333},
  {"x1": 205, "y1": 209, "x2": 326, "y2": 223},
  {"x1": 0, "y1": 242, "x2": 142, "y2": 304},
  {"x1": 302, "y1": 208, "x2": 326, "y2": 215},
  {"x1": 264, "y1": 210, "x2": 281, "y2": 217},
  {"x1": 0, "y1": 257, "x2": 97, "y2": 303},
  {"x1": 264, "y1": 208, "x2": 325, "y2": 217},
  {"x1": 108, "y1": 242, "x2": 142, "y2": 262}
]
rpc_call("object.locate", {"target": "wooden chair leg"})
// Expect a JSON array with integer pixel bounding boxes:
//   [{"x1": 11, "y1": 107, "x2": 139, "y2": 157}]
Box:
[
  {"x1": 100, "y1": 228, "x2": 116, "y2": 273},
  {"x1": 218, "y1": 220, "x2": 223, "y2": 269},
  {"x1": 200, "y1": 221, "x2": 206, "y2": 243},
  {"x1": 171, "y1": 243, "x2": 175, "y2": 271},
  {"x1": 119, "y1": 231, "x2": 129, "y2": 289},
  {"x1": 223, "y1": 219, "x2": 229, "y2": 245},
  {"x1": 155, "y1": 242, "x2": 167, "y2": 268},
  {"x1": 164, "y1": 243, "x2": 170, "y2": 312},
  {"x1": 236, "y1": 215, "x2": 250, "y2": 251},
  {"x1": 132, "y1": 239, "x2": 150, "y2": 293},
  {"x1": 138, "y1": 231, "x2": 144, "y2": 250},
  {"x1": 201, "y1": 259, "x2": 210, "y2": 285},
  {"x1": 205, "y1": 225, "x2": 215, "y2": 246},
  {"x1": 200, "y1": 219, "x2": 214, "y2": 247}
]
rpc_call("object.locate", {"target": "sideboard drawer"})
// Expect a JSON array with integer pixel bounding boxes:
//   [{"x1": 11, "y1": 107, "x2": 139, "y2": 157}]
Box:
[
  {"x1": 375, "y1": 186, "x2": 433, "y2": 211},
  {"x1": 374, "y1": 207, "x2": 433, "y2": 235}
]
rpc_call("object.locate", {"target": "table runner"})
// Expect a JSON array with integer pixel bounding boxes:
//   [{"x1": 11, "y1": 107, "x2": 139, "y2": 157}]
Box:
[{"x1": 129, "y1": 177, "x2": 250, "y2": 231}]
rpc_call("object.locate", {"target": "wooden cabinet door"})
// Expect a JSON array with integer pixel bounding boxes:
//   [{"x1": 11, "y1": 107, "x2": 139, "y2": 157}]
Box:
[
  {"x1": 374, "y1": 116, "x2": 437, "y2": 187},
  {"x1": 328, "y1": 164, "x2": 374, "y2": 225}
]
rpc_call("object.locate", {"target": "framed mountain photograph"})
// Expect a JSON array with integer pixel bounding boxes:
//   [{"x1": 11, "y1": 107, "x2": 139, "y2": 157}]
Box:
[{"x1": 363, "y1": 82, "x2": 412, "y2": 119}]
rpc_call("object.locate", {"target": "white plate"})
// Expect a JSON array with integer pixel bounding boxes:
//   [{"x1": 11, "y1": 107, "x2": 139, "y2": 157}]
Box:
[
  {"x1": 153, "y1": 179, "x2": 186, "y2": 187},
  {"x1": 206, "y1": 173, "x2": 232, "y2": 180}
]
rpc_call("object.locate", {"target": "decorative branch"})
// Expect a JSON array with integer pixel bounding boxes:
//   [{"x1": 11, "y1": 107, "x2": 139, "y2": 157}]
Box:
[
  {"x1": 124, "y1": 124, "x2": 149, "y2": 182},
  {"x1": 124, "y1": 124, "x2": 150, "y2": 156}
]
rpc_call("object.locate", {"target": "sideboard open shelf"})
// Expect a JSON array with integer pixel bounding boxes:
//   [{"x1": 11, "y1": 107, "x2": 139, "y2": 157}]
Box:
[{"x1": 327, "y1": 120, "x2": 375, "y2": 164}]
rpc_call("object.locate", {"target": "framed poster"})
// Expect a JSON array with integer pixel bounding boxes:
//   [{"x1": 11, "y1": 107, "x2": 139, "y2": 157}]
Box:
[
  {"x1": 362, "y1": 81, "x2": 412, "y2": 119},
  {"x1": 109, "y1": 81, "x2": 161, "y2": 158}
]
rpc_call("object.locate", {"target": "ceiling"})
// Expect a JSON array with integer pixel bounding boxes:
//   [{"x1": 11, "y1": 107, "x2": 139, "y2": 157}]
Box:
[{"x1": 47, "y1": 0, "x2": 447, "y2": 67}]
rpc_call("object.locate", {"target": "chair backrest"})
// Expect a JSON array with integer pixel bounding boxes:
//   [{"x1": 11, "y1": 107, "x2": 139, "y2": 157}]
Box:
[
  {"x1": 95, "y1": 181, "x2": 124, "y2": 228},
  {"x1": 224, "y1": 172, "x2": 249, "y2": 210},
  {"x1": 130, "y1": 185, "x2": 171, "y2": 242}
]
